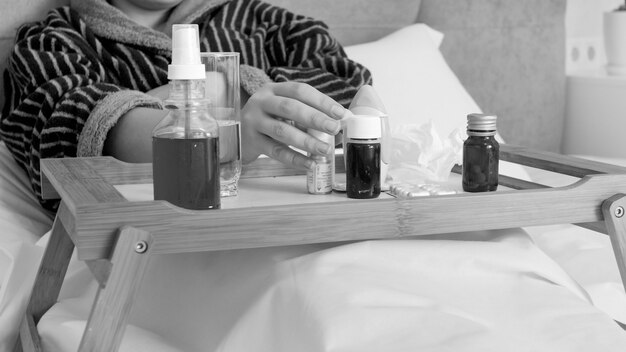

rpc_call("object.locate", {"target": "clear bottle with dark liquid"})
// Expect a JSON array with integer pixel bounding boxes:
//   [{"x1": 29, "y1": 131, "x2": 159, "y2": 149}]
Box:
[
  {"x1": 152, "y1": 24, "x2": 220, "y2": 210},
  {"x1": 152, "y1": 80, "x2": 220, "y2": 210}
]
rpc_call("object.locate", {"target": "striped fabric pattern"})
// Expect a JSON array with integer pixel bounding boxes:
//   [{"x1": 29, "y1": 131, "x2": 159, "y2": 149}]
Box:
[{"x1": 0, "y1": 0, "x2": 372, "y2": 211}]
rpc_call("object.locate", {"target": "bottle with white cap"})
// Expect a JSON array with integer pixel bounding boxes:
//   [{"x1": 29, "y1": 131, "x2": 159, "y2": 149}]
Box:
[
  {"x1": 345, "y1": 115, "x2": 382, "y2": 199},
  {"x1": 462, "y1": 113, "x2": 499, "y2": 192},
  {"x1": 348, "y1": 85, "x2": 390, "y2": 191},
  {"x1": 152, "y1": 24, "x2": 220, "y2": 210}
]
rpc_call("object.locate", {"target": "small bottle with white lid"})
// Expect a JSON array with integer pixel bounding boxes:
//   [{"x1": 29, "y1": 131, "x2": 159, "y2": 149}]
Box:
[
  {"x1": 462, "y1": 113, "x2": 499, "y2": 192},
  {"x1": 345, "y1": 116, "x2": 381, "y2": 199},
  {"x1": 307, "y1": 129, "x2": 334, "y2": 194}
]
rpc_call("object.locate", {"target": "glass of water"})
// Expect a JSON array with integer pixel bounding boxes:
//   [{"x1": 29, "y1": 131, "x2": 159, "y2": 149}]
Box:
[{"x1": 201, "y1": 52, "x2": 241, "y2": 197}]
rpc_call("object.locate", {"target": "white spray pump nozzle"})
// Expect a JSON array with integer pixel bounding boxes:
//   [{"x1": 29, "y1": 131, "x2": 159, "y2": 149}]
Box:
[{"x1": 168, "y1": 24, "x2": 206, "y2": 80}]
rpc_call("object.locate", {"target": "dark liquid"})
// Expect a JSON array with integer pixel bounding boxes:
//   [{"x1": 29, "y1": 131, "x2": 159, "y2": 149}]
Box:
[
  {"x1": 153, "y1": 137, "x2": 221, "y2": 210},
  {"x1": 346, "y1": 142, "x2": 381, "y2": 199},
  {"x1": 462, "y1": 136, "x2": 499, "y2": 192}
]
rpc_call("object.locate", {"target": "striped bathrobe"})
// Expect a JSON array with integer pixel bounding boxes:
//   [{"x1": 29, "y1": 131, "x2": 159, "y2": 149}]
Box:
[{"x1": 0, "y1": 0, "x2": 372, "y2": 211}]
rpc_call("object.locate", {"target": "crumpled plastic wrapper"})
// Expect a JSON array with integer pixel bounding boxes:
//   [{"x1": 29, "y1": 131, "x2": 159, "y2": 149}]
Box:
[{"x1": 387, "y1": 121, "x2": 464, "y2": 185}]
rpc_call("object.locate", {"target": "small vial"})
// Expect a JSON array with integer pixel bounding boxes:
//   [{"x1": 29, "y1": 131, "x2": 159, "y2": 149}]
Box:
[
  {"x1": 307, "y1": 129, "x2": 334, "y2": 194},
  {"x1": 462, "y1": 113, "x2": 499, "y2": 192},
  {"x1": 345, "y1": 116, "x2": 381, "y2": 199}
]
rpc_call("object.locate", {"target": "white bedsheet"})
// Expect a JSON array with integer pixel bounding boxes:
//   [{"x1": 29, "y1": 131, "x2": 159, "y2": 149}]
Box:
[{"x1": 36, "y1": 229, "x2": 626, "y2": 352}]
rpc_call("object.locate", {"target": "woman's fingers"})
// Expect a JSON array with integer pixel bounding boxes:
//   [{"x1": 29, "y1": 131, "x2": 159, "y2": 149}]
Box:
[
  {"x1": 260, "y1": 95, "x2": 341, "y2": 136},
  {"x1": 258, "y1": 134, "x2": 314, "y2": 170},
  {"x1": 254, "y1": 114, "x2": 333, "y2": 157},
  {"x1": 271, "y1": 82, "x2": 348, "y2": 121}
]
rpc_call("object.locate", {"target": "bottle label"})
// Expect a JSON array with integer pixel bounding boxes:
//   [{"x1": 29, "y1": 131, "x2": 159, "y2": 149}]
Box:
[{"x1": 307, "y1": 161, "x2": 333, "y2": 194}]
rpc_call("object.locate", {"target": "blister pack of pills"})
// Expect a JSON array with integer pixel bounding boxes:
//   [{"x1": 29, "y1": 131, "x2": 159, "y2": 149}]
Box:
[{"x1": 388, "y1": 183, "x2": 458, "y2": 198}]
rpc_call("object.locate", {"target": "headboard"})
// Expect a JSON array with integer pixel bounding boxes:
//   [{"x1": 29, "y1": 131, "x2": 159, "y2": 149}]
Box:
[
  {"x1": 0, "y1": 0, "x2": 566, "y2": 152},
  {"x1": 420, "y1": 0, "x2": 566, "y2": 153}
]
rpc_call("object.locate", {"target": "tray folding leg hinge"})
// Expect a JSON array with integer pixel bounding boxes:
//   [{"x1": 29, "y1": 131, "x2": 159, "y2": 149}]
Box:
[
  {"x1": 601, "y1": 194, "x2": 626, "y2": 299},
  {"x1": 78, "y1": 226, "x2": 154, "y2": 352}
]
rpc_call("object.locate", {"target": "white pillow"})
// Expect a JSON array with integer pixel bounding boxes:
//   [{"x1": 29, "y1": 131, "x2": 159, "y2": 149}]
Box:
[
  {"x1": 345, "y1": 24, "x2": 530, "y2": 181},
  {"x1": 344, "y1": 24, "x2": 481, "y2": 138}
]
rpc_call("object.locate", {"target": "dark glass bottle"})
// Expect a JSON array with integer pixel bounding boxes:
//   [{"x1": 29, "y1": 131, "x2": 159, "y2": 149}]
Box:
[
  {"x1": 345, "y1": 116, "x2": 381, "y2": 199},
  {"x1": 462, "y1": 113, "x2": 499, "y2": 192}
]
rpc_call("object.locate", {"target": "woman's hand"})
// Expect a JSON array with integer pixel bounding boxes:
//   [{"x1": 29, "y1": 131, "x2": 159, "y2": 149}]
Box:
[{"x1": 241, "y1": 82, "x2": 348, "y2": 170}]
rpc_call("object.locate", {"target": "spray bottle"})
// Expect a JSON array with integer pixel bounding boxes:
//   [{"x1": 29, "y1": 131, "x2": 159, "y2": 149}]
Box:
[{"x1": 152, "y1": 24, "x2": 221, "y2": 210}]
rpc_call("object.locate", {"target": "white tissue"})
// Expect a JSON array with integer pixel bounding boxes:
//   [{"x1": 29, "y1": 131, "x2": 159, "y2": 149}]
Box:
[{"x1": 388, "y1": 121, "x2": 463, "y2": 184}]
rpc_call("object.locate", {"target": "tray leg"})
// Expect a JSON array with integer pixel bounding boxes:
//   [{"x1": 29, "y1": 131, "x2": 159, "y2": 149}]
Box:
[
  {"x1": 78, "y1": 226, "x2": 153, "y2": 352},
  {"x1": 602, "y1": 194, "x2": 626, "y2": 296},
  {"x1": 15, "y1": 203, "x2": 75, "y2": 352}
]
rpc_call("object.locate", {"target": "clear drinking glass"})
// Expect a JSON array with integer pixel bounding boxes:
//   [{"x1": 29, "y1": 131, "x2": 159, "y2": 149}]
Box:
[{"x1": 201, "y1": 52, "x2": 242, "y2": 197}]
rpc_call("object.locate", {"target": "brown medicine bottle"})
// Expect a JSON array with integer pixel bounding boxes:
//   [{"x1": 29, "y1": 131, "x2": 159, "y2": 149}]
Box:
[{"x1": 462, "y1": 113, "x2": 499, "y2": 192}]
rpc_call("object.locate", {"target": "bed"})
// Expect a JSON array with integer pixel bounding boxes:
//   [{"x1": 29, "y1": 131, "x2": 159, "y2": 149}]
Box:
[{"x1": 2, "y1": 0, "x2": 626, "y2": 351}]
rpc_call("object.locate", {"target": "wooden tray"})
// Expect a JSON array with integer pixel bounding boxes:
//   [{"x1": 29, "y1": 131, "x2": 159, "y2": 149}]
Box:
[{"x1": 15, "y1": 145, "x2": 626, "y2": 352}]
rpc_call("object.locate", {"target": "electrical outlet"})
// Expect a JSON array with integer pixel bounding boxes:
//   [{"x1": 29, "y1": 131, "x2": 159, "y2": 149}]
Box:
[{"x1": 566, "y1": 37, "x2": 606, "y2": 72}]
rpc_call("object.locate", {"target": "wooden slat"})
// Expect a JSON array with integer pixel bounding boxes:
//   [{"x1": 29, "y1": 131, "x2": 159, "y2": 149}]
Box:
[
  {"x1": 79, "y1": 227, "x2": 153, "y2": 352},
  {"x1": 42, "y1": 154, "x2": 345, "y2": 198},
  {"x1": 13, "y1": 335, "x2": 21, "y2": 352},
  {"x1": 602, "y1": 194, "x2": 626, "y2": 294},
  {"x1": 42, "y1": 156, "x2": 307, "y2": 187},
  {"x1": 451, "y1": 164, "x2": 549, "y2": 190},
  {"x1": 16, "y1": 314, "x2": 42, "y2": 352},
  {"x1": 66, "y1": 174, "x2": 626, "y2": 260},
  {"x1": 25, "y1": 205, "x2": 75, "y2": 324},
  {"x1": 42, "y1": 146, "x2": 626, "y2": 200},
  {"x1": 453, "y1": 156, "x2": 611, "y2": 235},
  {"x1": 501, "y1": 144, "x2": 626, "y2": 176},
  {"x1": 75, "y1": 158, "x2": 152, "y2": 185},
  {"x1": 40, "y1": 158, "x2": 126, "y2": 205}
]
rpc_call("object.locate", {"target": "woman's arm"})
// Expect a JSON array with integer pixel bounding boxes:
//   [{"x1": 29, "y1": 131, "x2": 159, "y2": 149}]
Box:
[{"x1": 0, "y1": 8, "x2": 161, "y2": 210}]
